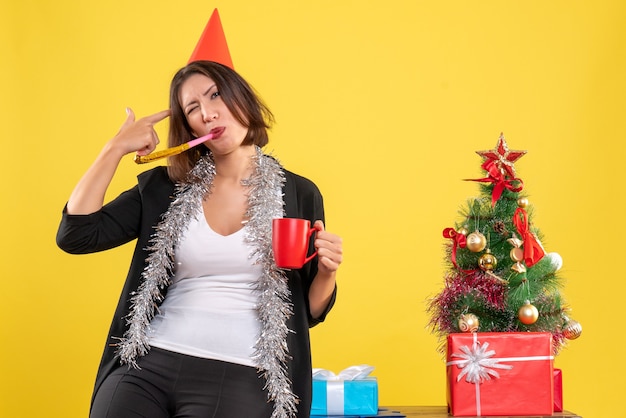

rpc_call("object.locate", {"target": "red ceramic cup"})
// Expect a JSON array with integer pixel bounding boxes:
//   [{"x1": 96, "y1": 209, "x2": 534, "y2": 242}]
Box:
[{"x1": 272, "y1": 218, "x2": 319, "y2": 269}]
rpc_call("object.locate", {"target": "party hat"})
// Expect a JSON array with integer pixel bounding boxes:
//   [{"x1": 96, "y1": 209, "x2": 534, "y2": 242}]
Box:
[{"x1": 188, "y1": 8, "x2": 234, "y2": 68}]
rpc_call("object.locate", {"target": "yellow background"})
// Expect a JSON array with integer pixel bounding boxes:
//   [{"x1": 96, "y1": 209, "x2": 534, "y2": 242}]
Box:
[{"x1": 1, "y1": 1, "x2": 623, "y2": 417}]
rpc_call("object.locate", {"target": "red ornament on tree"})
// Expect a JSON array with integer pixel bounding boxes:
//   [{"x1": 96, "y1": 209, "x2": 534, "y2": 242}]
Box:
[
  {"x1": 466, "y1": 134, "x2": 526, "y2": 206},
  {"x1": 476, "y1": 133, "x2": 527, "y2": 178}
]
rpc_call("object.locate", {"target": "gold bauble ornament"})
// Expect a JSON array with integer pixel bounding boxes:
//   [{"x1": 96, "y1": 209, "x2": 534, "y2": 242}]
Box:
[
  {"x1": 518, "y1": 300, "x2": 539, "y2": 325},
  {"x1": 517, "y1": 197, "x2": 529, "y2": 208},
  {"x1": 458, "y1": 226, "x2": 469, "y2": 236},
  {"x1": 466, "y1": 231, "x2": 487, "y2": 252},
  {"x1": 478, "y1": 250, "x2": 497, "y2": 271},
  {"x1": 458, "y1": 313, "x2": 480, "y2": 333},
  {"x1": 563, "y1": 318, "x2": 583, "y2": 340}
]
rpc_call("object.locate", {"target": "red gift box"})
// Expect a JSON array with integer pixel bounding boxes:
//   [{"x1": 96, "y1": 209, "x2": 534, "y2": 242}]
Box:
[
  {"x1": 446, "y1": 332, "x2": 554, "y2": 417},
  {"x1": 554, "y1": 368, "x2": 563, "y2": 412}
]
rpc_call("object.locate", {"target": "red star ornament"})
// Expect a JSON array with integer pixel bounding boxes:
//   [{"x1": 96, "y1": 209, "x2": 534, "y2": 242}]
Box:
[{"x1": 476, "y1": 133, "x2": 527, "y2": 178}]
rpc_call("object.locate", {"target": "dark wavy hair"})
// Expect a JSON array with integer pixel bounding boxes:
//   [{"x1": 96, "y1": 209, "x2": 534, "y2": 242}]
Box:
[{"x1": 166, "y1": 61, "x2": 274, "y2": 182}]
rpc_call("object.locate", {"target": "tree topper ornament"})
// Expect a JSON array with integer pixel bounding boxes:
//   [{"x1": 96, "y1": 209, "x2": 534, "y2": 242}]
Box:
[
  {"x1": 466, "y1": 134, "x2": 526, "y2": 206},
  {"x1": 476, "y1": 133, "x2": 527, "y2": 178}
]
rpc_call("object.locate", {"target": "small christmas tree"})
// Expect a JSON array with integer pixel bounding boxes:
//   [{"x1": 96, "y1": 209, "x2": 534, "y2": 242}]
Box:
[{"x1": 428, "y1": 134, "x2": 582, "y2": 355}]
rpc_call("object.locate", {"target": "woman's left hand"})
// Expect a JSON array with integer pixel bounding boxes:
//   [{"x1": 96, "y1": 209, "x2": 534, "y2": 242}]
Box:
[{"x1": 313, "y1": 220, "x2": 343, "y2": 274}]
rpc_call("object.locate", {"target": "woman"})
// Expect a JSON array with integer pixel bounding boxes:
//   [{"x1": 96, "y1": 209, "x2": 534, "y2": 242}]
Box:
[{"x1": 57, "y1": 60, "x2": 342, "y2": 418}]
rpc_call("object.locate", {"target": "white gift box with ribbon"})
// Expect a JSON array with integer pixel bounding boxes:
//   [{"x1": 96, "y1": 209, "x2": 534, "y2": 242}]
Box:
[{"x1": 311, "y1": 365, "x2": 378, "y2": 416}]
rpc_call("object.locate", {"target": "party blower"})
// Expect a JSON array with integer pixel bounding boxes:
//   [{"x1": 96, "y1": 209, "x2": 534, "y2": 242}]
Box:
[{"x1": 134, "y1": 127, "x2": 225, "y2": 164}]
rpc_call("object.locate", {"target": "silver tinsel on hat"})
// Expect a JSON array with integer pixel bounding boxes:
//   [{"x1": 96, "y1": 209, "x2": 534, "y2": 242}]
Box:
[{"x1": 115, "y1": 147, "x2": 297, "y2": 418}]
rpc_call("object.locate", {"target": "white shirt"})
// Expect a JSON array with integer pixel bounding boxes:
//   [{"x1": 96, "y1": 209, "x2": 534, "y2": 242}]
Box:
[{"x1": 148, "y1": 209, "x2": 262, "y2": 367}]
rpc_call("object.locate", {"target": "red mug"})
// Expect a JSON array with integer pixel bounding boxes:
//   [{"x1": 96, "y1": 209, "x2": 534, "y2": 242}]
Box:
[{"x1": 272, "y1": 218, "x2": 319, "y2": 269}]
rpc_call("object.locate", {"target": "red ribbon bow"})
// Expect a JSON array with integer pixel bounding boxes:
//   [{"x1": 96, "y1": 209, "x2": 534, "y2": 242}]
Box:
[
  {"x1": 443, "y1": 228, "x2": 467, "y2": 269},
  {"x1": 512, "y1": 207, "x2": 545, "y2": 267},
  {"x1": 466, "y1": 160, "x2": 524, "y2": 207}
]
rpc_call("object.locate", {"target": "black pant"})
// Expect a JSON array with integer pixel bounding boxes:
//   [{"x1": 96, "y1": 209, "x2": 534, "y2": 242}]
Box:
[{"x1": 90, "y1": 347, "x2": 274, "y2": 418}]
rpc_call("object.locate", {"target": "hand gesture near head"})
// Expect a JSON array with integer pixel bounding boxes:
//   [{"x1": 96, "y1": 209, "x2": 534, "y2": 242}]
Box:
[
  {"x1": 110, "y1": 108, "x2": 171, "y2": 157},
  {"x1": 66, "y1": 108, "x2": 170, "y2": 215}
]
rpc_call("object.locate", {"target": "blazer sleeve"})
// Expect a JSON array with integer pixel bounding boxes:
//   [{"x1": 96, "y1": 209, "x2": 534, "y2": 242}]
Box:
[
  {"x1": 282, "y1": 169, "x2": 337, "y2": 327},
  {"x1": 56, "y1": 167, "x2": 173, "y2": 254}
]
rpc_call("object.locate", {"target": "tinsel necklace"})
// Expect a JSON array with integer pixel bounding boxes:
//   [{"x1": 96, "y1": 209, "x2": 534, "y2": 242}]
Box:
[{"x1": 115, "y1": 146, "x2": 298, "y2": 418}]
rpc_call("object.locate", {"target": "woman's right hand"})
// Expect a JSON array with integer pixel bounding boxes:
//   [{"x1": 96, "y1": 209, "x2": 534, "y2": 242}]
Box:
[
  {"x1": 66, "y1": 108, "x2": 171, "y2": 215},
  {"x1": 109, "y1": 108, "x2": 171, "y2": 157}
]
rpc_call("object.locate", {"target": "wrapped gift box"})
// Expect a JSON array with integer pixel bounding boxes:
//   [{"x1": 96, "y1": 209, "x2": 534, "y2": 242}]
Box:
[
  {"x1": 446, "y1": 332, "x2": 554, "y2": 417},
  {"x1": 311, "y1": 365, "x2": 378, "y2": 416},
  {"x1": 554, "y1": 368, "x2": 563, "y2": 412}
]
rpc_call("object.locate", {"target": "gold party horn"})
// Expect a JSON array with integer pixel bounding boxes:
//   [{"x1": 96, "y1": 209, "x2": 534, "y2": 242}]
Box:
[{"x1": 133, "y1": 131, "x2": 219, "y2": 164}]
